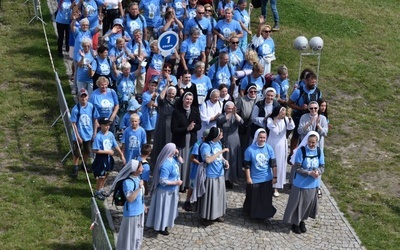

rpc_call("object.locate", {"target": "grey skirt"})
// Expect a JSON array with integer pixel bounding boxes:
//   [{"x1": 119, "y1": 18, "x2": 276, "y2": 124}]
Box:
[
  {"x1": 197, "y1": 175, "x2": 226, "y2": 220},
  {"x1": 116, "y1": 213, "x2": 144, "y2": 250},
  {"x1": 283, "y1": 185, "x2": 318, "y2": 225},
  {"x1": 145, "y1": 188, "x2": 179, "y2": 231},
  {"x1": 178, "y1": 133, "x2": 191, "y2": 191}
]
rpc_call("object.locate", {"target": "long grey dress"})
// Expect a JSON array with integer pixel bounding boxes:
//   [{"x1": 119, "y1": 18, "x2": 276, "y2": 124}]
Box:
[
  {"x1": 151, "y1": 96, "x2": 177, "y2": 166},
  {"x1": 217, "y1": 114, "x2": 244, "y2": 182}
]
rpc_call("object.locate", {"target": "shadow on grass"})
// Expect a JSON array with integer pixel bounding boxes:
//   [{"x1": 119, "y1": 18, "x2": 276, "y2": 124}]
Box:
[{"x1": 48, "y1": 242, "x2": 93, "y2": 250}]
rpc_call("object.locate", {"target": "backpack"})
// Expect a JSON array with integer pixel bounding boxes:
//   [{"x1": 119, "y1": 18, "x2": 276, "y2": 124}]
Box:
[
  {"x1": 292, "y1": 86, "x2": 322, "y2": 118},
  {"x1": 264, "y1": 73, "x2": 275, "y2": 89},
  {"x1": 300, "y1": 146, "x2": 321, "y2": 164},
  {"x1": 113, "y1": 177, "x2": 136, "y2": 207},
  {"x1": 212, "y1": 61, "x2": 234, "y2": 87}
]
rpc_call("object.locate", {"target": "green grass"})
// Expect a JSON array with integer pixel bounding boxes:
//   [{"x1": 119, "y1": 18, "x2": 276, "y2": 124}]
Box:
[{"x1": 0, "y1": 0, "x2": 399, "y2": 249}]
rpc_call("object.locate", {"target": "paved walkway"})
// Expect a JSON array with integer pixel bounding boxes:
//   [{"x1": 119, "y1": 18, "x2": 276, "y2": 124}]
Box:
[{"x1": 104, "y1": 165, "x2": 365, "y2": 250}]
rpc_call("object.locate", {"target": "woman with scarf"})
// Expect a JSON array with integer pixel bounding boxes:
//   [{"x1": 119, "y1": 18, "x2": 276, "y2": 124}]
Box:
[
  {"x1": 146, "y1": 143, "x2": 183, "y2": 235},
  {"x1": 267, "y1": 105, "x2": 295, "y2": 197},
  {"x1": 171, "y1": 92, "x2": 202, "y2": 192},
  {"x1": 217, "y1": 101, "x2": 243, "y2": 188},
  {"x1": 198, "y1": 89, "x2": 223, "y2": 139},
  {"x1": 283, "y1": 131, "x2": 325, "y2": 234},
  {"x1": 197, "y1": 127, "x2": 230, "y2": 226},
  {"x1": 109, "y1": 160, "x2": 145, "y2": 250},
  {"x1": 242, "y1": 128, "x2": 277, "y2": 223}
]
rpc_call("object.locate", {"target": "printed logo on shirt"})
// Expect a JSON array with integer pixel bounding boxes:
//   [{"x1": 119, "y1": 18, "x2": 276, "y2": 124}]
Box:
[
  {"x1": 103, "y1": 139, "x2": 113, "y2": 150},
  {"x1": 80, "y1": 114, "x2": 91, "y2": 127},
  {"x1": 222, "y1": 28, "x2": 232, "y2": 38},
  {"x1": 262, "y1": 44, "x2": 272, "y2": 55},
  {"x1": 255, "y1": 153, "x2": 268, "y2": 169},
  {"x1": 129, "y1": 135, "x2": 139, "y2": 149}
]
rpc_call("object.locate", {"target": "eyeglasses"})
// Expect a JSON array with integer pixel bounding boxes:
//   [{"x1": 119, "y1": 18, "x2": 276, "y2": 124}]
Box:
[
  {"x1": 80, "y1": 94, "x2": 87, "y2": 98},
  {"x1": 309, "y1": 107, "x2": 318, "y2": 110},
  {"x1": 197, "y1": 12, "x2": 205, "y2": 14},
  {"x1": 231, "y1": 41, "x2": 239, "y2": 44},
  {"x1": 164, "y1": 69, "x2": 171, "y2": 72},
  {"x1": 205, "y1": 9, "x2": 212, "y2": 12},
  {"x1": 249, "y1": 90, "x2": 257, "y2": 93},
  {"x1": 263, "y1": 30, "x2": 272, "y2": 33}
]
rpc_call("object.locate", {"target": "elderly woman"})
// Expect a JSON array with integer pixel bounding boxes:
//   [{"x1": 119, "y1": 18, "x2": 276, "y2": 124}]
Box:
[
  {"x1": 297, "y1": 101, "x2": 328, "y2": 150},
  {"x1": 127, "y1": 29, "x2": 150, "y2": 93},
  {"x1": 89, "y1": 76, "x2": 119, "y2": 133},
  {"x1": 267, "y1": 105, "x2": 295, "y2": 197},
  {"x1": 191, "y1": 61, "x2": 213, "y2": 106},
  {"x1": 152, "y1": 85, "x2": 179, "y2": 166},
  {"x1": 76, "y1": 38, "x2": 95, "y2": 95},
  {"x1": 198, "y1": 127, "x2": 230, "y2": 226},
  {"x1": 243, "y1": 128, "x2": 277, "y2": 223},
  {"x1": 178, "y1": 28, "x2": 206, "y2": 77},
  {"x1": 251, "y1": 87, "x2": 280, "y2": 137},
  {"x1": 283, "y1": 131, "x2": 325, "y2": 234},
  {"x1": 236, "y1": 84, "x2": 262, "y2": 151},
  {"x1": 252, "y1": 16, "x2": 275, "y2": 75},
  {"x1": 217, "y1": 101, "x2": 244, "y2": 188},
  {"x1": 109, "y1": 160, "x2": 145, "y2": 250},
  {"x1": 198, "y1": 89, "x2": 223, "y2": 139},
  {"x1": 146, "y1": 143, "x2": 183, "y2": 235},
  {"x1": 171, "y1": 92, "x2": 202, "y2": 192}
]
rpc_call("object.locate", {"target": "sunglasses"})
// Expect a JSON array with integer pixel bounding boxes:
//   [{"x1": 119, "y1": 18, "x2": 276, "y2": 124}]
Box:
[
  {"x1": 309, "y1": 107, "x2": 318, "y2": 110},
  {"x1": 205, "y1": 9, "x2": 212, "y2": 12},
  {"x1": 231, "y1": 41, "x2": 239, "y2": 44},
  {"x1": 249, "y1": 90, "x2": 257, "y2": 93},
  {"x1": 263, "y1": 30, "x2": 272, "y2": 33},
  {"x1": 197, "y1": 12, "x2": 205, "y2": 14}
]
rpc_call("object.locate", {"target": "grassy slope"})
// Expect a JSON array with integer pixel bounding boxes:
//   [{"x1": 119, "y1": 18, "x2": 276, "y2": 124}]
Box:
[{"x1": 0, "y1": 0, "x2": 398, "y2": 249}]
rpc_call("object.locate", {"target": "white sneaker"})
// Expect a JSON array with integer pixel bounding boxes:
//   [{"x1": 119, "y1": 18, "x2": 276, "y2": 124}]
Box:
[{"x1": 273, "y1": 191, "x2": 280, "y2": 197}]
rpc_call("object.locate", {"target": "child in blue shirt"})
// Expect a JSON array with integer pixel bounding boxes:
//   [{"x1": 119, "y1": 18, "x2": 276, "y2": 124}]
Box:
[
  {"x1": 121, "y1": 113, "x2": 147, "y2": 162},
  {"x1": 136, "y1": 144, "x2": 152, "y2": 196}
]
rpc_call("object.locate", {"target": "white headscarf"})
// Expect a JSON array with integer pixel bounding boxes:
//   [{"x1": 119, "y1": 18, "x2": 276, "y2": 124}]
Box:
[
  {"x1": 107, "y1": 160, "x2": 140, "y2": 195},
  {"x1": 290, "y1": 131, "x2": 320, "y2": 164},
  {"x1": 263, "y1": 87, "x2": 276, "y2": 97},
  {"x1": 149, "y1": 143, "x2": 177, "y2": 196},
  {"x1": 252, "y1": 128, "x2": 267, "y2": 147}
]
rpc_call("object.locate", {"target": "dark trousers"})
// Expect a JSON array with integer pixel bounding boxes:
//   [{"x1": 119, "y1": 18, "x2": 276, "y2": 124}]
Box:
[{"x1": 56, "y1": 22, "x2": 70, "y2": 56}]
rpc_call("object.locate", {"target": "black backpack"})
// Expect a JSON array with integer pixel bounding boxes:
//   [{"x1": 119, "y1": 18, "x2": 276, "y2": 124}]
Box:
[{"x1": 113, "y1": 177, "x2": 136, "y2": 207}]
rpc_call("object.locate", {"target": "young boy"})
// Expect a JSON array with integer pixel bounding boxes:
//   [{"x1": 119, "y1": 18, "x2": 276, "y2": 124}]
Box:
[
  {"x1": 119, "y1": 97, "x2": 142, "y2": 132},
  {"x1": 136, "y1": 144, "x2": 152, "y2": 196},
  {"x1": 121, "y1": 113, "x2": 147, "y2": 162},
  {"x1": 92, "y1": 117, "x2": 126, "y2": 200},
  {"x1": 70, "y1": 88, "x2": 99, "y2": 178}
]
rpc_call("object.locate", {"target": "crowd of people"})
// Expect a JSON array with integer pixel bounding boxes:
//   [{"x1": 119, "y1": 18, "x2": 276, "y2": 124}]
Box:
[{"x1": 60, "y1": 0, "x2": 331, "y2": 249}]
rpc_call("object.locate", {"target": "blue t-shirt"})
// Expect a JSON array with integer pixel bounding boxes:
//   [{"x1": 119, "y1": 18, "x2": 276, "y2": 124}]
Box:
[
  {"x1": 233, "y1": 8, "x2": 250, "y2": 51},
  {"x1": 293, "y1": 146, "x2": 325, "y2": 189},
  {"x1": 139, "y1": 0, "x2": 162, "y2": 27},
  {"x1": 70, "y1": 102, "x2": 99, "y2": 141},
  {"x1": 137, "y1": 156, "x2": 151, "y2": 181},
  {"x1": 191, "y1": 74, "x2": 212, "y2": 105},
  {"x1": 55, "y1": 0, "x2": 73, "y2": 24},
  {"x1": 116, "y1": 73, "x2": 136, "y2": 102},
  {"x1": 89, "y1": 88, "x2": 119, "y2": 118},
  {"x1": 169, "y1": 0, "x2": 186, "y2": 20},
  {"x1": 109, "y1": 47, "x2": 130, "y2": 70},
  {"x1": 127, "y1": 41, "x2": 150, "y2": 73},
  {"x1": 123, "y1": 177, "x2": 144, "y2": 216},
  {"x1": 240, "y1": 75, "x2": 265, "y2": 98},
  {"x1": 91, "y1": 56, "x2": 112, "y2": 76},
  {"x1": 272, "y1": 75, "x2": 290, "y2": 100},
  {"x1": 103, "y1": 30, "x2": 131, "y2": 51},
  {"x1": 180, "y1": 38, "x2": 204, "y2": 70},
  {"x1": 141, "y1": 91, "x2": 158, "y2": 131},
  {"x1": 256, "y1": 37, "x2": 275, "y2": 58},
  {"x1": 189, "y1": 140, "x2": 202, "y2": 180},
  {"x1": 124, "y1": 14, "x2": 147, "y2": 40},
  {"x1": 158, "y1": 157, "x2": 181, "y2": 191},
  {"x1": 73, "y1": 28, "x2": 95, "y2": 61},
  {"x1": 200, "y1": 141, "x2": 224, "y2": 178},
  {"x1": 184, "y1": 17, "x2": 212, "y2": 47},
  {"x1": 221, "y1": 47, "x2": 245, "y2": 71},
  {"x1": 289, "y1": 86, "x2": 322, "y2": 107},
  {"x1": 93, "y1": 130, "x2": 118, "y2": 151},
  {"x1": 121, "y1": 126, "x2": 147, "y2": 161},
  {"x1": 149, "y1": 53, "x2": 164, "y2": 72},
  {"x1": 207, "y1": 62, "x2": 233, "y2": 89},
  {"x1": 82, "y1": 0, "x2": 99, "y2": 28},
  {"x1": 76, "y1": 52, "x2": 94, "y2": 83},
  {"x1": 215, "y1": 19, "x2": 242, "y2": 50},
  {"x1": 157, "y1": 76, "x2": 178, "y2": 93},
  {"x1": 244, "y1": 143, "x2": 275, "y2": 184}
]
